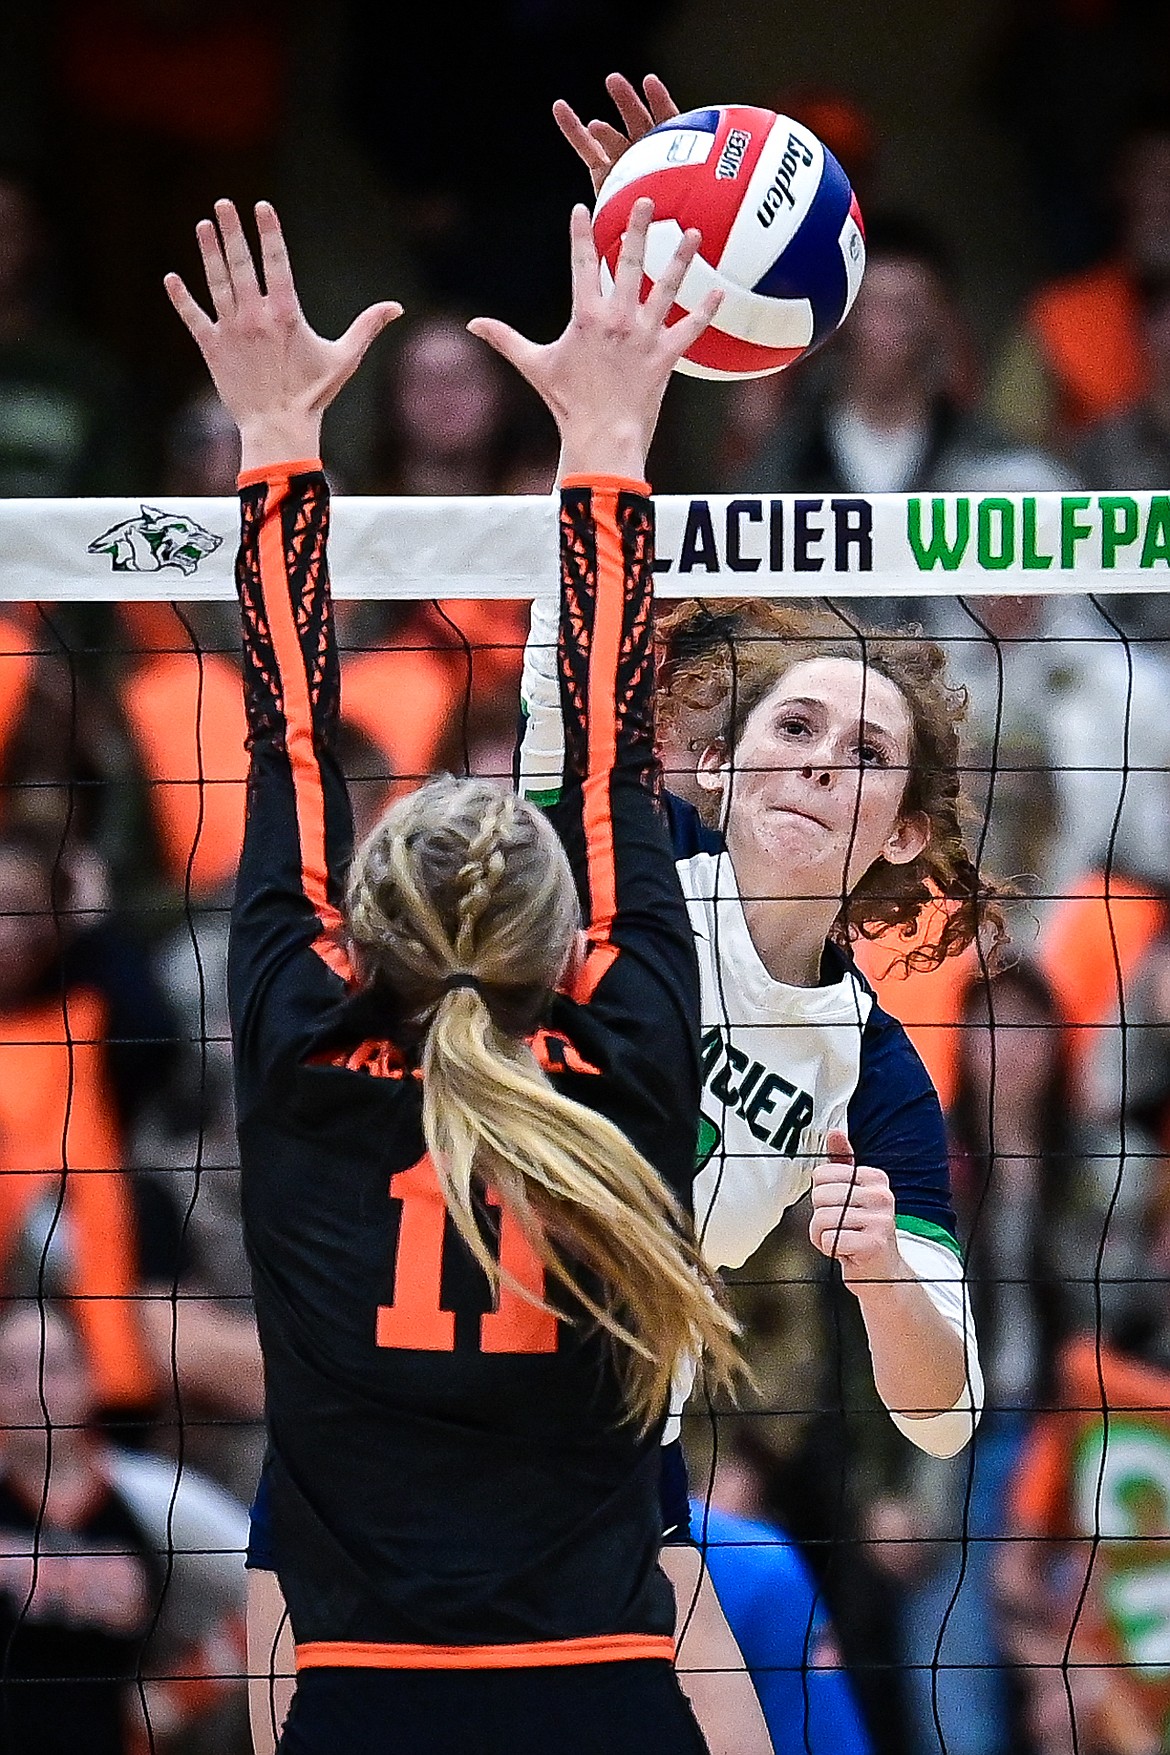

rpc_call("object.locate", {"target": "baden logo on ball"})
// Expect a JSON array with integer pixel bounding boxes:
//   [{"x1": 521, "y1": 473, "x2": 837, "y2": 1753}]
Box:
[{"x1": 593, "y1": 104, "x2": 866, "y2": 381}]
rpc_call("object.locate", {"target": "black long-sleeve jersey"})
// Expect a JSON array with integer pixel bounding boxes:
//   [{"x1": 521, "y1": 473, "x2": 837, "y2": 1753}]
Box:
[{"x1": 228, "y1": 462, "x2": 701, "y2": 1670}]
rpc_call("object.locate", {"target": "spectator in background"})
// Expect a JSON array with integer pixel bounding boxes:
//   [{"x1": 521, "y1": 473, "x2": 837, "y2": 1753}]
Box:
[
  {"x1": 981, "y1": 0, "x2": 1170, "y2": 279},
  {"x1": 337, "y1": 0, "x2": 676, "y2": 338},
  {"x1": 1075, "y1": 270, "x2": 1170, "y2": 636},
  {"x1": 115, "y1": 599, "x2": 248, "y2": 908},
  {"x1": 53, "y1": 0, "x2": 288, "y2": 423},
  {"x1": 0, "y1": 825, "x2": 172, "y2": 1421},
  {"x1": 691, "y1": 1488, "x2": 875, "y2": 1755},
  {"x1": 356, "y1": 312, "x2": 547, "y2": 786},
  {"x1": 1077, "y1": 270, "x2": 1170, "y2": 492},
  {"x1": 163, "y1": 384, "x2": 240, "y2": 496},
  {"x1": 367, "y1": 312, "x2": 527, "y2": 498},
  {"x1": 1051, "y1": 915, "x2": 1170, "y2": 1359},
  {"x1": 0, "y1": 162, "x2": 139, "y2": 496},
  {"x1": 730, "y1": 213, "x2": 1070, "y2": 624},
  {"x1": 870, "y1": 958, "x2": 1076, "y2": 1755},
  {"x1": 925, "y1": 578, "x2": 1170, "y2": 927},
  {"x1": 0, "y1": 1301, "x2": 160, "y2": 1755},
  {"x1": 989, "y1": 104, "x2": 1170, "y2": 453},
  {"x1": 0, "y1": 1300, "x2": 249, "y2": 1755},
  {"x1": 106, "y1": 395, "x2": 266, "y2": 1492},
  {"x1": 1001, "y1": 1333, "x2": 1170, "y2": 1755}
]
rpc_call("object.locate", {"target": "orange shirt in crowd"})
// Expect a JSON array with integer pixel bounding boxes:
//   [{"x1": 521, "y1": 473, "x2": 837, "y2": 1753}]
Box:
[
  {"x1": 1027, "y1": 261, "x2": 1146, "y2": 432},
  {"x1": 0, "y1": 987, "x2": 152, "y2": 1408},
  {"x1": 121, "y1": 646, "x2": 250, "y2": 901},
  {"x1": 1038, "y1": 870, "x2": 1167, "y2": 1082},
  {"x1": 118, "y1": 600, "x2": 525, "y2": 894},
  {"x1": 1012, "y1": 1335, "x2": 1170, "y2": 1750},
  {"x1": 853, "y1": 899, "x2": 977, "y2": 1113}
]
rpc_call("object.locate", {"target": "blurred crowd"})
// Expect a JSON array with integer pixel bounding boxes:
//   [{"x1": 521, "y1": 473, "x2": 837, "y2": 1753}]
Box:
[{"x1": 1, "y1": 2, "x2": 1170, "y2": 1752}]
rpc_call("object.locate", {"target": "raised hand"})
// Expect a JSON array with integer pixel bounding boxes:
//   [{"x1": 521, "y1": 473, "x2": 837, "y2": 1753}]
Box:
[
  {"x1": 809, "y1": 1130, "x2": 905, "y2": 1289},
  {"x1": 554, "y1": 73, "x2": 681, "y2": 197},
  {"x1": 467, "y1": 197, "x2": 719, "y2": 481},
  {"x1": 165, "y1": 199, "x2": 402, "y2": 472}
]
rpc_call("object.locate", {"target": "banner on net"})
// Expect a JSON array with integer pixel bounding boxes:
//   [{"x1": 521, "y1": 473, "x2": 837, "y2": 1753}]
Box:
[{"x1": 1, "y1": 489, "x2": 1168, "y2": 601}]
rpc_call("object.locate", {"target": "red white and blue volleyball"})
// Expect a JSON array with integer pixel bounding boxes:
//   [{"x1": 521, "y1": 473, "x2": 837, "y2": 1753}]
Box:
[{"x1": 593, "y1": 105, "x2": 866, "y2": 380}]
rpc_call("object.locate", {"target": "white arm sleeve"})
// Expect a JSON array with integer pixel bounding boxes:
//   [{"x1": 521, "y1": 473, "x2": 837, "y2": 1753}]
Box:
[
  {"x1": 884, "y1": 1229, "x2": 984, "y2": 1458},
  {"x1": 516, "y1": 593, "x2": 565, "y2": 800}
]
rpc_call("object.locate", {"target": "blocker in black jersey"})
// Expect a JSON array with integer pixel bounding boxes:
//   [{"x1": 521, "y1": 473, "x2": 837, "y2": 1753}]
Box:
[{"x1": 229, "y1": 463, "x2": 701, "y2": 1670}]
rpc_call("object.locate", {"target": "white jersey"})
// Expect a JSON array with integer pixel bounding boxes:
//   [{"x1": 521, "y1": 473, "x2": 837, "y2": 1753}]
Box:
[
  {"x1": 680, "y1": 849, "x2": 873, "y2": 1272},
  {"x1": 519, "y1": 593, "x2": 982, "y2": 1457}
]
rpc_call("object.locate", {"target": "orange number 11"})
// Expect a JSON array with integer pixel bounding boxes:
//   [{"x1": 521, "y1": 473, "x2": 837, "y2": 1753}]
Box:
[{"x1": 376, "y1": 1156, "x2": 558, "y2": 1355}]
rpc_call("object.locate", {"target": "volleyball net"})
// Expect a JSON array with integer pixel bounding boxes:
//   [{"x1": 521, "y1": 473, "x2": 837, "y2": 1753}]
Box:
[{"x1": 1, "y1": 486, "x2": 1168, "y2": 1754}]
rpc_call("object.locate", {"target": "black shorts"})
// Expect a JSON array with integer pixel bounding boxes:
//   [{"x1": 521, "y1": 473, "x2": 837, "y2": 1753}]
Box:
[{"x1": 277, "y1": 1659, "x2": 708, "y2": 1755}]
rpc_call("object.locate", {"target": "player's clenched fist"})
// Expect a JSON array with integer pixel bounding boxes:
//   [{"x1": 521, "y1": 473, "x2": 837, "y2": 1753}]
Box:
[{"x1": 809, "y1": 1129, "x2": 905, "y2": 1289}]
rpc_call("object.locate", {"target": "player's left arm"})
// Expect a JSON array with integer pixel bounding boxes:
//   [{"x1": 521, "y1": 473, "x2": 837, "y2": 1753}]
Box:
[
  {"x1": 165, "y1": 200, "x2": 401, "y2": 1094},
  {"x1": 809, "y1": 1015, "x2": 982, "y2": 1458},
  {"x1": 661, "y1": 1543, "x2": 773, "y2": 1755}
]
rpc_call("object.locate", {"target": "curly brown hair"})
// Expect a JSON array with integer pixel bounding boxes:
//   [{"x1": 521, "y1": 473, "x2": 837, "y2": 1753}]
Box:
[{"x1": 656, "y1": 597, "x2": 1006, "y2": 973}]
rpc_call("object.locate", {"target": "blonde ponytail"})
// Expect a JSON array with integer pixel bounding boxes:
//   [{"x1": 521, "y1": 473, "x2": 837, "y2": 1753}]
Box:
[{"x1": 346, "y1": 776, "x2": 740, "y2": 1430}]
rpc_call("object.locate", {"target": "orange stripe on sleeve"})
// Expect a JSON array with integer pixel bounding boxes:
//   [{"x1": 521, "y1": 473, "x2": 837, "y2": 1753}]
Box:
[
  {"x1": 295, "y1": 1633, "x2": 675, "y2": 1671},
  {"x1": 569, "y1": 482, "x2": 632, "y2": 1002},
  {"x1": 251, "y1": 466, "x2": 350, "y2": 972}
]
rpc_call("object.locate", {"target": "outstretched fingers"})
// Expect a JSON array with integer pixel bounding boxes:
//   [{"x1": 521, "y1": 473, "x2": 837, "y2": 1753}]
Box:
[
  {"x1": 337, "y1": 300, "x2": 405, "y2": 369},
  {"x1": 254, "y1": 201, "x2": 300, "y2": 320},
  {"x1": 465, "y1": 317, "x2": 544, "y2": 389},
  {"x1": 604, "y1": 72, "x2": 656, "y2": 141},
  {"x1": 213, "y1": 198, "x2": 262, "y2": 309},
  {"x1": 662, "y1": 285, "x2": 723, "y2": 365},
  {"x1": 195, "y1": 217, "x2": 234, "y2": 319},
  {"x1": 552, "y1": 100, "x2": 613, "y2": 187},
  {"x1": 609, "y1": 195, "x2": 654, "y2": 314},
  {"x1": 163, "y1": 272, "x2": 214, "y2": 347},
  {"x1": 567, "y1": 202, "x2": 603, "y2": 319},
  {"x1": 641, "y1": 225, "x2": 701, "y2": 328},
  {"x1": 642, "y1": 73, "x2": 680, "y2": 126}
]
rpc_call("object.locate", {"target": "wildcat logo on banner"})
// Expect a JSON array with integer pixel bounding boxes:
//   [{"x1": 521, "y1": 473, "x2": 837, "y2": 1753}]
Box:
[{"x1": 88, "y1": 507, "x2": 223, "y2": 576}]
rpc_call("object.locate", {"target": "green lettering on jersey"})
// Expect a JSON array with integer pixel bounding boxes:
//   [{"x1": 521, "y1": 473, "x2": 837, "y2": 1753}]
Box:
[{"x1": 695, "y1": 1112, "x2": 722, "y2": 1170}]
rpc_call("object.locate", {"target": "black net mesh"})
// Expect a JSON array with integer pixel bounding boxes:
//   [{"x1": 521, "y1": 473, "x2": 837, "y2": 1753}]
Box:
[{"x1": 0, "y1": 577, "x2": 1165, "y2": 1755}]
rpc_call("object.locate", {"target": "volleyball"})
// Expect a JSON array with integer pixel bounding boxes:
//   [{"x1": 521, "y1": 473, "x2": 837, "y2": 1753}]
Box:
[{"x1": 593, "y1": 105, "x2": 866, "y2": 380}]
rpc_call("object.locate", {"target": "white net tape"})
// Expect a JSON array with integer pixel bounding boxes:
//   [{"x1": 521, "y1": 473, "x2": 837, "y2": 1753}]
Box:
[{"x1": 3, "y1": 489, "x2": 1167, "y2": 600}]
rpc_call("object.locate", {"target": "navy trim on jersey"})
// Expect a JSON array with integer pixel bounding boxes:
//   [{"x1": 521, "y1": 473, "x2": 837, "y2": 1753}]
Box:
[
  {"x1": 666, "y1": 794, "x2": 959, "y2": 1252},
  {"x1": 663, "y1": 793, "x2": 723, "y2": 859},
  {"x1": 659, "y1": 1440, "x2": 693, "y2": 1545}
]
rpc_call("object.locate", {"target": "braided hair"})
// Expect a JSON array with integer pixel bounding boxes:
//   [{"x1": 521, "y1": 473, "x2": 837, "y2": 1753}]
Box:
[{"x1": 345, "y1": 775, "x2": 740, "y2": 1430}]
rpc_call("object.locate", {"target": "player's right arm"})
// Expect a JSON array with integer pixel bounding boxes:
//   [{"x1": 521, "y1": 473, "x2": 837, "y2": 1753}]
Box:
[
  {"x1": 165, "y1": 200, "x2": 401, "y2": 1098},
  {"x1": 475, "y1": 200, "x2": 720, "y2": 1120}
]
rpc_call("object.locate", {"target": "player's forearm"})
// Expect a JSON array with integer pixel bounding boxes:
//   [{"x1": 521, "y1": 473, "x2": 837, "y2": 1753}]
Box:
[
  {"x1": 557, "y1": 476, "x2": 657, "y2": 784},
  {"x1": 661, "y1": 1544, "x2": 774, "y2": 1755},
  {"x1": 236, "y1": 462, "x2": 336, "y2": 751},
  {"x1": 238, "y1": 415, "x2": 324, "y2": 477},
  {"x1": 558, "y1": 421, "x2": 647, "y2": 483},
  {"x1": 855, "y1": 1270, "x2": 967, "y2": 1405},
  {"x1": 853, "y1": 1269, "x2": 978, "y2": 1457}
]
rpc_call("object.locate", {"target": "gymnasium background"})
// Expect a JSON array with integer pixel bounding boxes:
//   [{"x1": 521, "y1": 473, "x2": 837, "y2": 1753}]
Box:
[{"x1": 0, "y1": 3, "x2": 1169, "y2": 1754}]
